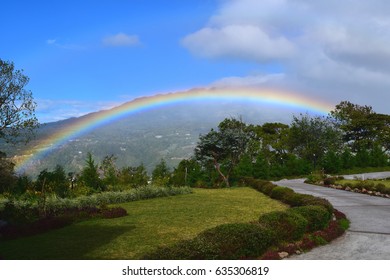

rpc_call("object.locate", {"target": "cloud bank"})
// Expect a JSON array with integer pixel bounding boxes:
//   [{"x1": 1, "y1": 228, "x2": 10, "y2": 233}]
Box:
[{"x1": 182, "y1": 0, "x2": 390, "y2": 113}]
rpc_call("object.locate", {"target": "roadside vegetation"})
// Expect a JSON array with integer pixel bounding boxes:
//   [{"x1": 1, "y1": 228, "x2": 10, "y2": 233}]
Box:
[{"x1": 0, "y1": 187, "x2": 287, "y2": 259}]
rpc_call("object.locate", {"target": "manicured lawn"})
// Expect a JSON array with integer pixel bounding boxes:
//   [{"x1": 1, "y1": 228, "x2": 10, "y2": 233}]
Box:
[{"x1": 0, "y1": 187, "x2": 287, "y2": 259}]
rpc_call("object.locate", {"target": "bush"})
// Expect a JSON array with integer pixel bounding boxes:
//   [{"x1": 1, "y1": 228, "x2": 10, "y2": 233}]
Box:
[
  {"x1": 323, "y1": 177, "x2": 336, "y2": 186},
  {"x1": 145, "y1": 223, "x2": 276, "y2": 260},
  {"x1": 304, "y1": 172, "x2": 324, "y2": 184},
  {"x1": 0, "y1": 200, "x2": 39, "y2": 224},
  {"x1": 283, "y1": 193, "x2": 333, "y2": 214},
  {"x1": 289, "y1": 206, "x2": 331, "y2": 232},
  {"x1": 258, "y1": 211, "x2": 308, "y2": 242},
  {"x1": 270, "y1": 186, "x2": 294, "y2": 200},
  {"x1": 261, "y1": 182, "x2": 278, "y2": 196},
  {"x1": 100, "y1": 207, "x2": 128, "y2": 219}
]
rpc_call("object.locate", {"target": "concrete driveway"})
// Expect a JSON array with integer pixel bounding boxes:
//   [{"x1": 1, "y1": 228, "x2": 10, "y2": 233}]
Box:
[{"x1": 274, "y1": 173, "x2": 390, "y2": 259}]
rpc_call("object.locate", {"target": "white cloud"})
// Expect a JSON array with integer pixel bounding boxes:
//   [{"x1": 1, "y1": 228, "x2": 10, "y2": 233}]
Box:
[
  {"x1": 102, "y1": 33, "x2": 140, "y2": 47},
  {"x1": 184, "y1": 0, "x2": 390, "y2": 114},
  {"x1": 36, "y1": 99, "x2": 120, "y2": 123},
  {"x1": 211, "y1": 73, "x2": 285, "y2": 88},
  {"x1": 182, "y1": 25, "x2": 295, "y2": 62}
]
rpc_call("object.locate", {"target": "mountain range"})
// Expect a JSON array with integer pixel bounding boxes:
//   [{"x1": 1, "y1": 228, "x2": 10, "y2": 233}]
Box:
[{"x1": 1, "y1": 95, "x2": 301, "y2": 177}]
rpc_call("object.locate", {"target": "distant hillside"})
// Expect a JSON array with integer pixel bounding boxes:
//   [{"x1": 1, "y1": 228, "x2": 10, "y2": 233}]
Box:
[{"x1": 0, "y1": 99, "x2": 295, "y2": 177}]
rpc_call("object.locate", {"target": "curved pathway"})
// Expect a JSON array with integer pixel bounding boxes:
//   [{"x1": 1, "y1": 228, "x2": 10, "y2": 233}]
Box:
[{"x1": 274, "y1": 172, "x2": 390, "y2": 259}]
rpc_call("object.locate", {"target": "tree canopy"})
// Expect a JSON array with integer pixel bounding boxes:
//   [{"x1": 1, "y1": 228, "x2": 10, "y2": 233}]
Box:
[{"x1": 0, "y1": 59, "x2": 38, "y2": 143}]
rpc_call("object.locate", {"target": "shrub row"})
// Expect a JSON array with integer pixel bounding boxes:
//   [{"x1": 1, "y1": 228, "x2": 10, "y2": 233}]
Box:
[
  {"x1": 0, "y1": 206, "x2": 128, "y2": 240},
  {"x1": 144, "y1": 223, "x2": 276, "y2": 260},
  {"x1": 244, "y1": 178, "x2": 334, "y2": 214},
  {"x1": 144, "y1": 179, "x2": 336, "y2": 260},
  {"x1": 0, "y1": 186, "x2": 192, "y2": 224}
]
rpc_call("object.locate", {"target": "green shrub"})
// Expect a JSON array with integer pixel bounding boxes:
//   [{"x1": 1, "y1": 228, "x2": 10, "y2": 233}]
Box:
[
  {"x1": 304, "y1": 172, "x2": 323, "y2": 184},
  {"x1": 258, "y1": 211, "x2": 308, "y2": 242},
  {"x1": 289, "y1": 206, "x2": 331, "y2": 232},
  {"x1": 0, "y1": 200, "x2": 39, "y2": 224},
  {"x1": 323, "y1": 177, "x2": 336, "y2": 186},
  {"x1": 144, "y1": 223, "x2": 276, "y2": 260},
  {"x1": 282, "y1": 193, "x2": 333, "y2": 214},
  {"x1": 261, "y1": 182, "x2": 277, "y2": 195},
  {"x1": 297, "y1": 195, "x2": 334, "y2": 214},
  {"x1": 270, "y1": 186, "x2": 294, "y2": 200}
]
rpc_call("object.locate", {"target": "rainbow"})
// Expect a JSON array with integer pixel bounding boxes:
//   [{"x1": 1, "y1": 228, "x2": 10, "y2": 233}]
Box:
[{"x1": 15, "y1": 87, "x2": 334, "y2": 173}]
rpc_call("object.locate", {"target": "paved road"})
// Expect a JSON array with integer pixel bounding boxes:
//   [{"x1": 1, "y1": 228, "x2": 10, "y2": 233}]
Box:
[{"x1": 274, "y1": 172, "x2": 390, "y2": 259}]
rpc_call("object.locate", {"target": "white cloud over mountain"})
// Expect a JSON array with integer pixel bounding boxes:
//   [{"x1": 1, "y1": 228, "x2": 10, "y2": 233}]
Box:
[{"x1": 182, "y1": 0, "x2": 390, "y2": 113}]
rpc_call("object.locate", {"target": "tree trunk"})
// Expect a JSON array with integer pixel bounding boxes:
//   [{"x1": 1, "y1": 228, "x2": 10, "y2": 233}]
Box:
[{"x1": 213, "y1": 158, "x2": 230, "y2": 187}]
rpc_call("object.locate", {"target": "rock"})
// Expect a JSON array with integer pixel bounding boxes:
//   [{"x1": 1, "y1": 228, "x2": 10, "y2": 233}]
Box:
[
  {"x1": 295, "y1": 250, "x2": 302, "y2": 255},
  {"x1": 362, "y1": 188, "x2": 367, "y2": 193},
  {"x1": 345, "y1": 187, "x2": 352, "y2": 191},
  {"x1": 278, "y1": 252, "x2": 289, "y2": 259},
  {"x1": 368, "y1": 191, "x2": 373, "y2": 195},
  {"x1": 385, "y1": 194, "x2": 390, "y2": 198}
]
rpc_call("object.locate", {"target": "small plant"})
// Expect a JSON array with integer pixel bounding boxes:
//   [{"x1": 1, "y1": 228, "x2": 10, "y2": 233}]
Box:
[{"x1": 323, "y1": 177, "x2": 336, "y2": 186}]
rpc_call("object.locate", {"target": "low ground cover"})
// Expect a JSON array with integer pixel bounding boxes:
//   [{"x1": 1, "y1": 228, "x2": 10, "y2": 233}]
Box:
[{"x1": 0, "y1": 187, "x2": 286, "y2": 259}]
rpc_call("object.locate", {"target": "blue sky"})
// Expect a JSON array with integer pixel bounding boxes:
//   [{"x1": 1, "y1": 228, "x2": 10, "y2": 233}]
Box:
[{"x1": 2, "y1": 0, "x2": 390, "y2": 122}]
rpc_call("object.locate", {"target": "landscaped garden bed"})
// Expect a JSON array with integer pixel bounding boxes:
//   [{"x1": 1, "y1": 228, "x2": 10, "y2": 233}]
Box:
[
  {"x1": 144, "y1": 179, "x2": 349, "y2": 260},
  {"x1": 305, "y1": 174, "x2": 390, "y2": 199}
]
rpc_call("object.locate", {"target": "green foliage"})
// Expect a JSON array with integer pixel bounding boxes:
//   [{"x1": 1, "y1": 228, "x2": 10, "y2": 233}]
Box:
[
  {"x1": 321, "y1": 150, "x2": 342, "y2": 174},
  {"x1": 152, "y1": 158, "x2": 171, "y2": 187},
  {"x1": 118, "y1": 164, "x2": 149, "y2": 189},
  {"x1": 34, "y1": 165, "x2": 69, "y2": 198},
  {"x1": 0, "y1": 186, "x2": 193, "y2": 224},
  {"x1": 0, "y1": 59, "x2": 39, "y2": 143},
  {"x1": 195, "y1": 117, "x2": 252, "y2": 187},
  {"x1": 269, "y1": 186, "x2": 294, "y2": 200},
  {"x1": 289, "y1": 206, "x2": 331, "y2": 232},
  {"x1": 79, "y1": 152, "x2": 103, "y2": 191},
  {"x1": 288, "y1": 113, "x2": 342, "y2": 169},
  {"x1": 170, "y1": 159, "x2": 204, "y2": 187},
  {"x1": 145, "y1": 223, "x2": 276, "y2": 260},
  {"x1": 0, "y1": 151, "x2": 17, "y2": 194},
  {"x1": 323, "y1": 177, "x2": 336, "y2": 186},
  {"x1": 304, "y1": 171, "x2": 325, "y2": 184},
  {"x1": 100, "y1": 155, "x2": 119, "y2": 187},
  {"x1": 258, "y1": 211, "x2": 308, "y2": 242}
]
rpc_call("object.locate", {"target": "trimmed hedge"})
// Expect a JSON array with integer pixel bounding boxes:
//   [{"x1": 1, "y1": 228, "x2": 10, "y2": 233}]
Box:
[
  {"x1": 144, "y1": 223, "x2": 276, "y2": 260},
  {"x1": 258, "y1": 211, "x2": 308, "y2": 242},
  {"x1": 270, "y1": 186, "x2": 294, "y2": 200},
  {"x1": 0, "y1": 186, "x2": 192, "y2": 223},
  {"x1": 289, "y1": 206, "x2": 331, "y2": 232}
]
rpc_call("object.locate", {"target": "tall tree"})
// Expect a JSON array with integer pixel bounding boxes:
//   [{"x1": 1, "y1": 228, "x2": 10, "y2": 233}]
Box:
[
  {"x1": 0, "y1": 151, "x2": 16, "y2": 194},
  {"x1": 288, "y1": 113, "x2": 342, "y2": 169},
  {"x1": 195, "y1": 117, "x2": 251, "y2": 187},
  {"x1": 152, "y1": 159, "x2": 171, "y2": 187},
  {"x1": 330, "y1": 101, "x2": 390, "y2": 151},
  {"x1": 80, "y1": 152, "x2": 102, "y2": 191},
  {"x1": 0, "y1": 59, "x2": 38, "y2": 143},
  {"x1": 119, "y1": 164, "x2": 149, "y2": 188}
]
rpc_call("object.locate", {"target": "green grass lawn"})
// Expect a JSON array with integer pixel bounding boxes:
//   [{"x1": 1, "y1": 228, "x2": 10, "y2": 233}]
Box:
[{"x1": 0, "y1": 187, "x2": 287, "y2": 260}]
